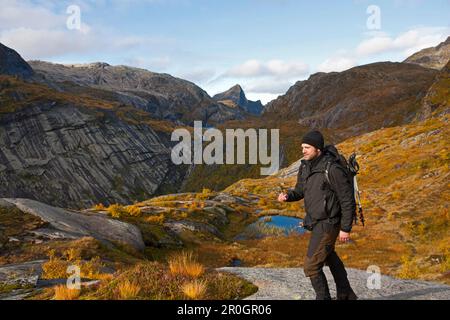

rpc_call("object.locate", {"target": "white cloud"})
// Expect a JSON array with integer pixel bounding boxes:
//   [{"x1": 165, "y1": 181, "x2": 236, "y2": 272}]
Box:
[
  {"x1": 226, "y1": 60, "x2": 261, "y2": 77},
  {"x1": 124, "y1": 56, "x2": 172, "y2": 71},
  {"x1": 317, "y1": 26, "x2": 449, "y2": 75},
  {"x1": 0, "y1": 0, "x2": 99, "y2": 59},
  {"x1": 317, "y1": 56, "x2": 357, "y2": 73},
  {"x1": 0, "y1": 0, "x2": 63, "y2": 30},
  {"x1": 245, "y1": 78, "x2": 296, "y2": 94},
  {"x1": 0, "y1": 27, "x2": 98, "y2": 59},
  {"x1": 225, "y1": 59, "x2": 309, "y2": 79},
  {"x1": 178, "y1": 68, "x2": 217, "y2": 84},
  {"x1": 266, "y1": 59, "x2": 309, "y2": 77},
  {"x1": 0, "y1": 25, "x2": 177, "y2": 60},
  {"x1": 0, "y1": 0, "x2": 178, "y2": 60},
  {"x1": 246, "y1": 92, "x2": 280, "y2": 105},
  {"x1": 356, "y1": 26, "x2": 450, "y2": 58}
]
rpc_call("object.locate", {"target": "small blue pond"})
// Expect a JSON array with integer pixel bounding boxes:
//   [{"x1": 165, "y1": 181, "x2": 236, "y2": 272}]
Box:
[{"x1": 235, "y1": 215, "x2": 306, "y2": 240}]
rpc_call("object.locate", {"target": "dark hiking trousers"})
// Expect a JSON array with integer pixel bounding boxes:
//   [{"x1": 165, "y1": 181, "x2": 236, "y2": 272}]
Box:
[{"x1": 303, "y1": 221, "x2": 353, "y2": 296}]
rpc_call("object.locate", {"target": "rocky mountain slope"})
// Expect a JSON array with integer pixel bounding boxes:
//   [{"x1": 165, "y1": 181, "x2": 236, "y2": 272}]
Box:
[
  {"x1": 404, "y1": 36, "x2": 450, "y2": 70},
  {"x1": 417, "y1": 60, "x2": 450, "y2": 120},
  {"x1": 213, "y1": 84, "x2": 263, "y2": 115},
  {"x1": 28, "y1": 60, "x2": 246, "y2": 125},
  {"x1": 262, "y1": 62, "x2": 437, "y2": 138}
]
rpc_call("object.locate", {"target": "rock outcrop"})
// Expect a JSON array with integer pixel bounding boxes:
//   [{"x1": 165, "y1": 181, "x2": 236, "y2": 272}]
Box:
[{"x1": 1, "y1": 198, "x2": 145, "y2": 251}]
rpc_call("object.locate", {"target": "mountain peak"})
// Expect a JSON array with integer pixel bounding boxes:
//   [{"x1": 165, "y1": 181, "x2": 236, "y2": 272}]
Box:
[
  {"x1": 213, "y1": 84, "x2": 263, "y2": 115},
  {"x1": 229, "y1": 84, "x2": 243, "y2": 92},
  {"x1": 0, "y1": 43, "x2": 34, "y2": 78},
  {"x1": 403, "y1": 36, "x2": 450, "y2": 70},
  {"x1": 214, "y1": 84, "x2": 246, "y2": 100}
]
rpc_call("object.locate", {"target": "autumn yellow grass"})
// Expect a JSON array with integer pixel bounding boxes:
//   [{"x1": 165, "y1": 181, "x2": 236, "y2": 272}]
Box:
[
  {"x1": 117, "y1": 280, "x2": 141, "y2": 299},
  {"x1": 182, "y1": 279, "x2": 207, "y2": 299},
  {"x1": 168, "y1": 251, "x2": 205, "y2": 278},
  {"x1": 53, "y1": 285, "x2": 80, "y2": 300},
  {"x1": 83, "y1": 261, "x2": 257, "y2": 300},
  {"x1": 42, "y1": 248, "x2": 109, "y2": 281}
]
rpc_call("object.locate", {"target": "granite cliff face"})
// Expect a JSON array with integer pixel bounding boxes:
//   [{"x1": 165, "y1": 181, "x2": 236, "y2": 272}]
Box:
[
  {"x1": 0, "y1": 74, "x2": 189, "y2": 209},
  {"x1": 28, "y1": 60, "x2": 246, "y2": 125}
]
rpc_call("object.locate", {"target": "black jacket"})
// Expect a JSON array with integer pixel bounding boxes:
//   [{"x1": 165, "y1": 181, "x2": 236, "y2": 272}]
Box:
[{"x1": 286, "y1": 149, "x2": 356, "y2": 232}]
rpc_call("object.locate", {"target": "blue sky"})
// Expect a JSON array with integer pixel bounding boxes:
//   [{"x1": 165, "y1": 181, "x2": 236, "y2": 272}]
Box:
[{"x1": 1, "y1": 0, "x2": 449, "y2": 103}]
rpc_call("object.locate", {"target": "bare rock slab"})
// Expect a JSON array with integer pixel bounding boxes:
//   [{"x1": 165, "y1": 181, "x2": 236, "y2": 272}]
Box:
[{"x1": 2, "y1": 198, "x2": 145, "y2": 251}]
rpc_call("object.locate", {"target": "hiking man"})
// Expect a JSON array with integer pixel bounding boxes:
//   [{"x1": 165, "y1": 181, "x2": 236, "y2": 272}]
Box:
[{"x1": 278, "y1": 130, "x2": 358, "y2": 300}]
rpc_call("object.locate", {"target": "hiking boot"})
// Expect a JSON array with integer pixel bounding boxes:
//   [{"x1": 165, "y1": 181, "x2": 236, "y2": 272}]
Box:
[
  {"x1": 310, "y1": 272, "x2": 332, "y2": 300},
  {"x1": 336, "y1": 288, "x2": 358, "y2": 300}
]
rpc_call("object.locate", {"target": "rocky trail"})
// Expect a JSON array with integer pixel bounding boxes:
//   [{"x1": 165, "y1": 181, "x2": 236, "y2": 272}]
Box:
[{"x1": 218, "y1": 267, "x2": 450, "y2": 300}]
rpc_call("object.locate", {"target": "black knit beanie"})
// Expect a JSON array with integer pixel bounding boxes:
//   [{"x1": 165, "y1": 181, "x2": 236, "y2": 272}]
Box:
[{"x1": 301, "y1": 130, "x2": 324, "y2": 150}]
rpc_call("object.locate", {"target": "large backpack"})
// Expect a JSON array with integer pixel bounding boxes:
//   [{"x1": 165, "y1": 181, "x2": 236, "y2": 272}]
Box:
[{"x1": 322, "y1": 145, "x2": 365, "y2": 226}]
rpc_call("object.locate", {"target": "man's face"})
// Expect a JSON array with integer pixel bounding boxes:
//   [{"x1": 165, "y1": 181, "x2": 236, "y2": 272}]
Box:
[{"x1": 302, "y1": 143, "x2": 320, "y2": 161}]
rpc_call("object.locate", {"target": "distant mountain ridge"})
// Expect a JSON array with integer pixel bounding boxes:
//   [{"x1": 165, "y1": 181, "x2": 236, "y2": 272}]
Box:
[{"x1": 28, "y1": 60, "x2": 246, "y2": 126}]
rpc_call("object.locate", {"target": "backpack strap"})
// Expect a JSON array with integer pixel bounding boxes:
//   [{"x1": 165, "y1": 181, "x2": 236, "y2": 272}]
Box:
[{"x1": 324, "y1": 161, "x2": 332, "y2": 188}]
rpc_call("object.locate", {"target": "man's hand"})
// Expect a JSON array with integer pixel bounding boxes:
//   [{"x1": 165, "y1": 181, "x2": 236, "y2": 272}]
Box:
[
  {"x1": 278, "y1": 193, "x2": 288, "y2": 202},
  {"x1": 339, "y1": 231, "x2": 350, "y2": 243}
]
